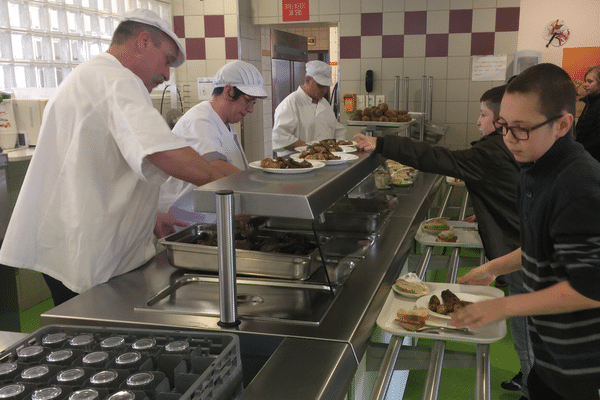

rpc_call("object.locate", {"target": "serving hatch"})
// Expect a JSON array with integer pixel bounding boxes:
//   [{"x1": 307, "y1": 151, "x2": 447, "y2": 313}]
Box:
[{"x1": 158, "y1": 225, "x2": 330, "y2": 280}]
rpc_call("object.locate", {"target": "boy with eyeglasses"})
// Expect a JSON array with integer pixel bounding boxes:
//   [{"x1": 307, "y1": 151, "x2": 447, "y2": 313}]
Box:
[
  {"x1": 451, "y1": 63, "x2": 600, "y2": 400},
  {"x1": 355, "y1": 86, "x2": 532, "y2": 398}
]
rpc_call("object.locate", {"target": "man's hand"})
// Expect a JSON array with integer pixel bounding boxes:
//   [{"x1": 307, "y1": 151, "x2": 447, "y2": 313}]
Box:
[
  {"x1": 154, "y1": 212, "x2": 188, "y2": 238},
  {"x1": 354, "y1": 134, "x2": 377, "y2": 151}
]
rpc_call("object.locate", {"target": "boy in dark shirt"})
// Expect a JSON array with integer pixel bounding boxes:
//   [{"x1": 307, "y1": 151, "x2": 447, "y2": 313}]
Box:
[{"x1": 451, "y1": 63, "x2": 600, "y2": 400}]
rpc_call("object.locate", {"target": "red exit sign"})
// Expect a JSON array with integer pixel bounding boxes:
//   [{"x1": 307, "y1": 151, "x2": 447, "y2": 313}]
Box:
[{"x1": 282, "y1": 0, "x2": 309, "y2": 22}]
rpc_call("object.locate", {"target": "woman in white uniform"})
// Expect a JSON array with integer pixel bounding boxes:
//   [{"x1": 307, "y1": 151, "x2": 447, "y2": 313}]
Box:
[{"x1": 158, "y1": 61, "x2": 267, "y2": 226}]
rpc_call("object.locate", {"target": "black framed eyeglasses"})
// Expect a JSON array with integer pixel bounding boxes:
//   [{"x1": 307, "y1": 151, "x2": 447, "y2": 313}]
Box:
[{"x1": 493, "y1": 115, "x2": 562, "y2": 141}]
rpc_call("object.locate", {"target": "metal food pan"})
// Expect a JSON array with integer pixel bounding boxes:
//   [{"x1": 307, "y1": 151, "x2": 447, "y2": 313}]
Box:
[{"x1": 158, "y1": 225, "x2": 330, "y2": 280}]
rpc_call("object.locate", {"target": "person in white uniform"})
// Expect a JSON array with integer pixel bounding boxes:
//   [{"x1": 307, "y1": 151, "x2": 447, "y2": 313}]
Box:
[
  {"x1": 157, "y1": 60, "x2": 267, "y2": 225},
  {"x1": 272, "y1": 60, "x2": 346, "y2": 152},
  {"x1": 0, "y1": 9, "x2": 223, "y2": 306}
]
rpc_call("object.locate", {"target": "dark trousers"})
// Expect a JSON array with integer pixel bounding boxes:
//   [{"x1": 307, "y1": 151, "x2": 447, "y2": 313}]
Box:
[
  {"x1": 528, "y1": 365, "x2": 600, "y2": 400},
  {"x1": 42, "y1": 274, "x2": 78, "y2": 306}
]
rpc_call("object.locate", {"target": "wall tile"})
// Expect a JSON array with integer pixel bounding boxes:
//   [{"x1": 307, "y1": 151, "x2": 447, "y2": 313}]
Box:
[
  {"x1": 426, "y1": 34, "x2": 449, "y2": 57},
  {"x1": 471, "y1": 32, "x2": 495, "y2": 55},
  {"x1": 450, "y1": 0, "x2": 473, "y2": 10},
  {"x1": 184, "y1": 0, "x2": 203, "y2": 15},
  {"x1": 184, "y1": 15, "x2": 205, "y2": 38},
  {"x1": 431, "y1": 79, "x2": 447, "y2": 102},
  {"x1": 431, "y1": 100, "x2": 446, "y2": 122},
  {"x1": 224, "y1": 14, "x2": 238, "y2": 36},
  {"x1": 444, "y1": 123, "x2": 468, "y2": 148},
  {"x1": 427, "y1": 11, "x2": 450, "y2": 35},
  {"x1": 174, "y1": 15, "x2": 185, "y2": 38},
  {"x1": 316, "y1": 0, "x2": 337, "y2": 15},
  {"x1": 449, "y1": 9, "x2": 472, "y2": 33},
  {"x1": 382, "y1": 35, "x2": 404, "y2": 58},
  {"x1": 259, "y1": 0, "x2": 279, "y2": 17},
  {"x1": 472, "y1": 8, "x2": 496, "y2": 32},
  {"x1": 403, "y1": 34, "x2": 426, "y2": 58},
  {"x1": 362, "y1": 13, "x2": 383, "y2": 36},
  {"x1": 172, "y1": 0, "x2": 184, "y2": 16},
  {"x1": 340, "y1": 0, "x2": 361, "y2": 14},
  {"x1": 448, "y1": 33, "x2": 471, "y2": 56},
  {"x1": 494, "y1": 31, "x2": 518, "y2": 55},
  {"x1": 473, "y1": 0, "x2": 495, "y2": 8},
  {"x1": 205, "y1": 15, "x2": 225, "y2": 37},
  {"x1": 428, "y1": 0, "x2": 450, "y2": 11},
  {"x1": 405, "y1": 0, "x2": 427, "y2": 12},
  {"x1": 339, "y1": 13, "x2": 361, "y2": 37},
  {"x1": 447, "y1": 56, "x2": 471, "y2": 79},
  {"x1": 495, "y1": 7, "x2": 519, "y2": 32},
  {"x1": 186, "y1": 38, "x2": 206, "y2": 60},
  {"x1": 340, "y1": 59, "x2": 362, "y2": 81},
  {"x1": 362, "y1": 0, "x2": 383, "y2": 13},
  {"x1": 382, "y1": 12, "x2": 404, "y2": 35},
  {"x1": 425, "y1": 57, "x2": 448, "y2": 79},
  {"x1": 204, "y1": 0, "x2": 224, "y2": 15},
  {"x1": 205, "y1": 37, "x2": 226, "y2": 59},
  {"x1": 403, "y1": 58, "x2": 426, "y2": 80},
  {"x1": 496, "y1": 0, "x2": 520, "y2": 8},
  {"x1": 405, "y1": 11, "x2": 427, "y2": 35},
  {"x1": 225, "y1": 37, "x2": 238, "y2": 59},
  {"x1": 446, "y1": 79, "x2": 470, "y2": 102},
  {"x1": 468, "y1": 80, "x2": 493, "y2": 101},
  {"x1": 381, "y1": 59, "x2": 404, "y2": 81},
  {"x1": 340, "y1": 36, "x2": 361, "y2": 59},
  {"x1": 383, "y1": 0, "x2": 404, "y2": 12},
  {"x1": 223, "y1": 0, "x2": 238, "y2": 14}
]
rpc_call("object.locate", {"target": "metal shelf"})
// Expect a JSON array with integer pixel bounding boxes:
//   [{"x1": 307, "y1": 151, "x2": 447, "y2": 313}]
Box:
[{"x1": 193, "y1": 151, "x2": 385, "y2": 220}]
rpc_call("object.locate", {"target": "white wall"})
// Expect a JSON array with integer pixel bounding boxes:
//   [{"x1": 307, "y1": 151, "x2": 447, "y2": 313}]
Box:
[{"x1": 518, "y1": 0, "x2": 600, "y2": 66}]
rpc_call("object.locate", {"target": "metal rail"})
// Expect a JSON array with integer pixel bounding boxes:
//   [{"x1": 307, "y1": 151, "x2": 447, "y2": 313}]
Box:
[{"x1": 369, "y1": 182, "x2": 491, "y2": 400}]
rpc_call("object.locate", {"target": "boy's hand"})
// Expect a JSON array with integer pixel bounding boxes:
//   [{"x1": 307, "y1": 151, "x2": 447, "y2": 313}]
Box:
[
  {"x1": 449, "y1": 298, "x2": 507, "y2": 329},
  {"x1": 457, "y1": 266, "x2": 496, "y2": 286},
  {"x1": 354, "y1": 134, "x2": 377, "y2": 151},
  {"x1": 463, "y1": 215, "x2": 477, "y2": 223}
]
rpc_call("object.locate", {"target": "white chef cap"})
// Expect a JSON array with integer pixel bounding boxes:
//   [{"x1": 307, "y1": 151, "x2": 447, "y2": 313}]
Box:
[
  {"x1": 305, "y1": 60, "x2": 333, "y2": 86},
  {"x1": 121, "y1": 9, "x2": 186, "y2": 68},
  {"x1": 212, "y1": 60, "x2": 268, "y2": 98}
]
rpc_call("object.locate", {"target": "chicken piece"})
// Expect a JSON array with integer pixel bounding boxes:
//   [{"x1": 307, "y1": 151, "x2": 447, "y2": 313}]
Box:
[
  {"x1": 428, "y1": 295, "x2": 440, "y2": 312},
  {"x1": 260, "y1": 158, "x2": 280, "y2": 169},
  {"x1": 441, "y1": 289, "x2": 461, "y2": 307}
]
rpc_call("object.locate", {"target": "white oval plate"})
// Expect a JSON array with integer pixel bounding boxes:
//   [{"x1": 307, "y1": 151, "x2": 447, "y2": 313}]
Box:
[
  {"x1": 415, "y1": 292, "x2": 493, "y2": 319},
  {"x1": 290, "y1": 152, "x2": 359, "y2": 165},
  {"x1": 249, "y1": 160, "x2": 325, "y2": 174},
  {"x1": 295, "y1": 145, "x2": 356, "y2": 153}
]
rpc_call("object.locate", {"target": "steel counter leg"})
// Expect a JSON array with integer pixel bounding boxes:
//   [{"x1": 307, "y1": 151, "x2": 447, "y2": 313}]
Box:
[
  {"x1": 475, "y1": 344, "x2": 491, "y2": 400},
  {"x1": 368, "y1": 335, "x2": 404, "y2": 400}
]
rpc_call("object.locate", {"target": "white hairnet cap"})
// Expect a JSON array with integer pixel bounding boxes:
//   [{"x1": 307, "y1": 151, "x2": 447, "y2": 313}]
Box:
[
  {"x1": 306, "y1": 60, "x2": 333, "y2": 86},
  {"x1": 121, "y1": 9, "x2": 186, "y2": 68},
  {"x1": 212, "y1": 60, "x2": 268, "y2": 98}
]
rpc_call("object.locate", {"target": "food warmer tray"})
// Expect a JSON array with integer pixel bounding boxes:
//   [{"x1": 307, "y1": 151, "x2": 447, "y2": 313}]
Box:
[
  {"x1": 158, "y1": 225, "x2": 331, "y2": 280},
  {"x1": 377, "y1": 282, "x2": 506, "y2": 344},
  {"x1": 0, "y1": 325, "x2": 242, "y2": 400}
]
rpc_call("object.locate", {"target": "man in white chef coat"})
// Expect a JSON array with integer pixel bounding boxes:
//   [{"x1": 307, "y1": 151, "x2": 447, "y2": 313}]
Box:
[
  {"x1": 272, "y1": 60, "x2": 346, "y2": 153},
  {"x1": 0, "y1": 9, "x2": 223, "y2": 306},
  {"x1": 157, "y1": 60, "x2": 267, "y2": 226}
]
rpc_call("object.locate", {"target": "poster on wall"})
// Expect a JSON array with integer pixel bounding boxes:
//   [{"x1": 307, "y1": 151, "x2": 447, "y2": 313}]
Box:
[
  {"x1": 282, "y1": 0, "x2": 309, "y2": 22},
  {"x1": 562, "y1": 47, "x2": 600, "y2": 116},
  {"x1": 471, "y1": 56, "x2": 507, "y2": 81}
]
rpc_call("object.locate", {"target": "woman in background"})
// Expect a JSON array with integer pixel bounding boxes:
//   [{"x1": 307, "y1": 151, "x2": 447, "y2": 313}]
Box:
[{"x1": 575, "y1": 66, "x2": 600, "y2": 161}]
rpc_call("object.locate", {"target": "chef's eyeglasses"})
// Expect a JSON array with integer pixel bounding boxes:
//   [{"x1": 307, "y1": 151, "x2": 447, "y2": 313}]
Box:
[
  {"x1": 493, "y1": 115, "x2": 562, "y2": 141},
  {"x1": 242, "y1": 95, "x2": 258, "y2": 108}
]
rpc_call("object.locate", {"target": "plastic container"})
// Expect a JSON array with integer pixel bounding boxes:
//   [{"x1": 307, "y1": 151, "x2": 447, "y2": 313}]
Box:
[{"x1": 0, "y1": 326, "x2": 242, "y2": 400}]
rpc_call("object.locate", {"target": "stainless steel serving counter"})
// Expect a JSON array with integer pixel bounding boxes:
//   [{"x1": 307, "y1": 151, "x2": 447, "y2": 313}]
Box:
[{"x1": 40, "y1": 163, "x2": 444, "y2": 400}]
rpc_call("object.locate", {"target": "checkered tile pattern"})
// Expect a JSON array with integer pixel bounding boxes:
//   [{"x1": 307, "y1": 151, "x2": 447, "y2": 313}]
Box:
[
  {"x1": 340, "y1": 7, "x2": 519, "y2": 59},
  {"x1": 173, "y1": 15, "x2": 238, "y2": 60}
]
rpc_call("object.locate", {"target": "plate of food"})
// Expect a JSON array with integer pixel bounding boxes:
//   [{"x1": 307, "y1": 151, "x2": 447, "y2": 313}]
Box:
[
  {"x1": 446, "y1": 176, "x2": 465, "y2": 186},
  {"x1": 421, "y1": 217, "x2": 451, "y2": 234},
  {"x1": 392, "y1": 273, "x2": 430, "y2": 298},
  {"x1": 290, "y1": 152, "x2": 358, "y2": 165},
  {"x1": 416, "y1": 288, "x2": 494, "y2": 319},
  {"x1": 416, "y1": 221, "x2": 482, "y2": 248},
  {"x1": 249, "y1": 159, "x2": 325, "y2": 174}
]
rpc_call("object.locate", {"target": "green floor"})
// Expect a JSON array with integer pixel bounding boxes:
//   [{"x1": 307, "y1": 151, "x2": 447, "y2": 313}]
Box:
[{"x1": 19, "y1": 266, "x2": 524, "y2": 399}]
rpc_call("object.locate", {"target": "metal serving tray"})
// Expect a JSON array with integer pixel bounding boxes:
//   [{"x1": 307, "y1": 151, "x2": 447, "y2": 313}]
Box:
[{"x1": 158, "y1": 225, "x2": 330, "y2": 280}]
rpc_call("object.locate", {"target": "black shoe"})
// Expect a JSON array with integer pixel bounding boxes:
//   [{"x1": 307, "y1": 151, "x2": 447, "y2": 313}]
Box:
[{"x1": 501, "y1": 370, "x2": 523, "y2": 391}]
